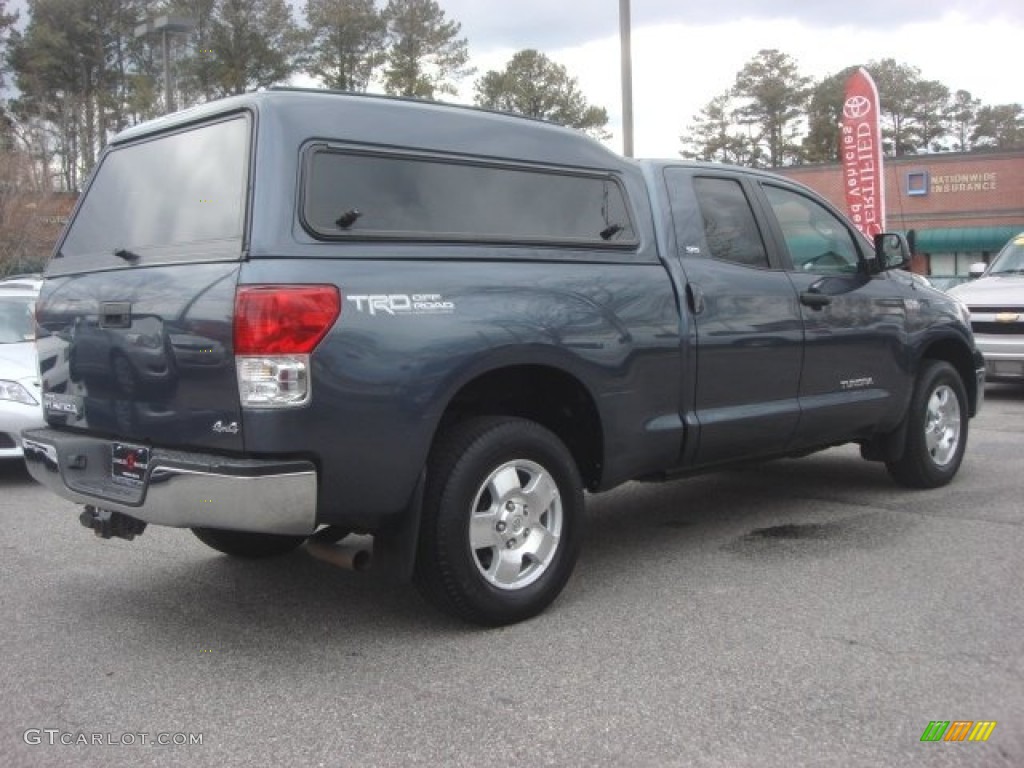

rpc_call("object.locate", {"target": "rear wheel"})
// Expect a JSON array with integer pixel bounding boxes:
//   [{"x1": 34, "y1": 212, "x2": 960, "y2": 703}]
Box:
[
  {"x1": 191, "y1": 527, "x2": 307, "y2": 558},
  {"x1": 886, "y1": 360, "x2": 968, "y2": 488},
  {"x1": 415, "y1": 417, "x2": 585, "y2": 626}
]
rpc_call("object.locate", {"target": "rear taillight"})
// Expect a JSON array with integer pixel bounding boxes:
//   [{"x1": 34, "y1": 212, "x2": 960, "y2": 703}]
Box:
[
  {"x1": 234, "y1": 285, "x2": 340, "y2": 409},
  {"x1": 234, "y1": 285, "x2": 340, "y2": 354}
]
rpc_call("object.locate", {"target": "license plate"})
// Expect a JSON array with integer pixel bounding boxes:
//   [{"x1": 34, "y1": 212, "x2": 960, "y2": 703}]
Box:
[{"x1": 111, "y1": 443, "x2": 150, "y2": 485}]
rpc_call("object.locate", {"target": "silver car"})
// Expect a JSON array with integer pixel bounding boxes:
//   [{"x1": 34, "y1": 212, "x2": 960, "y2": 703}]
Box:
[
  {"x1": 949, "y1": 233, "x2": 1024, "y2": 382},
  {"x1": 0, "y1": 276, "x2": 45, "y2": 458}
]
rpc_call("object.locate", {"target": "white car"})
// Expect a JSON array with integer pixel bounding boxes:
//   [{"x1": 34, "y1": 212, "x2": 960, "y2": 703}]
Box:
[
  {"x1": 949, "y1": 233, "x2": 1024, "y2": 382},
  {"x1": 0, "y1": 276, "x2": 44, "y2": 458}
]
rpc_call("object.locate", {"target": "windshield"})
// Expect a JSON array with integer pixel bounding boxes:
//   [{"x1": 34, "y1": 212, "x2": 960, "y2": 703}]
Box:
[
  {"x1": 0, "y1": 296, "x2": 36, "y2": 343},
  {"x1": 988, "y1": 235, "x2": 1024, "y2": 275}
]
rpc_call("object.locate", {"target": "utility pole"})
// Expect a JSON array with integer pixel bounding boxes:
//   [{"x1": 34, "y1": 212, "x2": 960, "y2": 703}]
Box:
[{"x1": 619, "y1": 0, "x2": 634, "y2": 158}]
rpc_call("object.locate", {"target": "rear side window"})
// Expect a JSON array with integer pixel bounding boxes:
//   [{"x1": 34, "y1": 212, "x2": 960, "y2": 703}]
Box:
[
  {"x1": 692, "y1": 177, "x2": 770, "y2": 269},
  {"x1": 53, "y1": 115, "x2": 249, "y2": 273},
  {"x1": 302, "y1": 148, "x2": 636, "y2": 246}
]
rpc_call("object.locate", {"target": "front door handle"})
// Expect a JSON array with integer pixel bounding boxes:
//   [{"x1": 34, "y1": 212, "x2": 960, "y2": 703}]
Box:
[{"x1": 799, "y1": 291, "x2": 832, "y2": 310}]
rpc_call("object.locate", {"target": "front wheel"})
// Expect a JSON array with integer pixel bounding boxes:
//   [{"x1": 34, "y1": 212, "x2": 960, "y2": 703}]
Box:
[
  {"x1": 886, "y1": 360, "x2": 968, "y2": 488},
  {"x1": 415, "y1": 417, "x2": 585, "y2": 626},
  {"x1": 191, "y1": 527, "x2": 307, "y2": 558}
]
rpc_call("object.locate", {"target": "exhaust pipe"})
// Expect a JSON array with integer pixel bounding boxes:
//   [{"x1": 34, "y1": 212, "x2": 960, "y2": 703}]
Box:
[{"x1": 305, "y1": 539, "x2": 372, "y2": 572}]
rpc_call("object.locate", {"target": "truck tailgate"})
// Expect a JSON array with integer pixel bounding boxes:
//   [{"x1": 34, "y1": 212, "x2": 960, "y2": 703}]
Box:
[{"x1": 35, "y1": 263, "x2": 244, "y2": 453}]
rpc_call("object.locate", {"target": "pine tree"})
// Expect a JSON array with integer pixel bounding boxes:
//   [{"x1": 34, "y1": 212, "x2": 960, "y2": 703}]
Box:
[
  {"x1": 474, "y1": 50, "x2": 608, "y2": 139},
  {"x1": 381, "y1": 0, "x2": 472, "y2": 99}
]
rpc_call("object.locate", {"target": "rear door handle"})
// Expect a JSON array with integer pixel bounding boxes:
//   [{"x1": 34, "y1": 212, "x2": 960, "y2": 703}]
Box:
[
  {"x1": 799, "y1": 291, "x2": 832, "y2": 310},
  {"x1": 687, "y1": 284, "x2": 705, "y2": 315}
]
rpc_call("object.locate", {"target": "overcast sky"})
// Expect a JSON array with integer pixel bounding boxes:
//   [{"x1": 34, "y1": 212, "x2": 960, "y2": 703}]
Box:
[
  {"x1": 12, "y1": 0, "x2": 1013, "y2": 158},
  {"x1": 437, "y1": 0, "x2": 1020, "y2": 158}
]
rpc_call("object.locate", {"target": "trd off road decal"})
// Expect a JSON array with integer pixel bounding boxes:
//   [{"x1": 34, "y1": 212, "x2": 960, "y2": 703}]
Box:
[{"x1": 348, "y1": 294, "x2": 456, "y2": 317}]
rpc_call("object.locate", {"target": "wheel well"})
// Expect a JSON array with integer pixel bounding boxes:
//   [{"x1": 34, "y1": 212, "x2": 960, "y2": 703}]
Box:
[
  {"x1": 438, "y1": 365, "x2": 604, "y2": 490},
  {"x1": 921, "y1": 338, "x2": 979, "y2": 415}
]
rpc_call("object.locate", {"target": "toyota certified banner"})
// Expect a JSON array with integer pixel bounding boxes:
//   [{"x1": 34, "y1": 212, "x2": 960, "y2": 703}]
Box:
[{"x1": 841, "y1": 67, "x2": 885, "y2": 238}]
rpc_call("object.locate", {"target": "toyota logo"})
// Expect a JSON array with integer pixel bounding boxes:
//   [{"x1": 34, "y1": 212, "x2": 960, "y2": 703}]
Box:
[{"x1": 843, "y1": 95, "x2": 872, "y2": 119}]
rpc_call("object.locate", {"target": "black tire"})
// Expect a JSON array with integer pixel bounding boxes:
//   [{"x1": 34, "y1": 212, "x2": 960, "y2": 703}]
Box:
[
  {"x1": 415, "y1": 416, "x2": 585, "y2": 626},
  {"x1": 191, "y1": 527, "x2": 307, "y2": 558},
  {"x1": 886, "y1": 360, "x2": 968, "y2": 488}
]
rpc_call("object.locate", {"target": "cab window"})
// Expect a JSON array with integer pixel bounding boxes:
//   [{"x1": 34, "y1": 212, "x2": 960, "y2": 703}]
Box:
[{"x1": 763, "y1": 184, "x2": 861, "y2": 274}]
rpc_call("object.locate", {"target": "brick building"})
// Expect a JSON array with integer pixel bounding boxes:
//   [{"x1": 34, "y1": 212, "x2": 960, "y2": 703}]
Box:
[{"x1": 776, "y1": 149, "x2": 1024, "y2": 278}]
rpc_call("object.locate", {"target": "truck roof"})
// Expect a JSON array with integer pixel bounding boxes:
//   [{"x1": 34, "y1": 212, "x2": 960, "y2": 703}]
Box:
[{"x1": 111, "y1": 87, "x2": 634, "y2": 173}]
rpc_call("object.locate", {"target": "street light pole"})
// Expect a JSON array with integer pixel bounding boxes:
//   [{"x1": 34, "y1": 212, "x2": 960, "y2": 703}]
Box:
[
  {"x1": 162, "y1": 28, "x2": 172, "y2": 112},
  {"x1": 134, "y1": 16, "x2": 197, "y2": 114},
  {"x1": 619, "y1": 0, "x2": 634, "y2": 158}
]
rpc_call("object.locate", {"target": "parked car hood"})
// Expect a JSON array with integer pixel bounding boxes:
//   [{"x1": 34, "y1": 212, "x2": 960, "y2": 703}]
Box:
[
  {"x1": 0, "y1": 341, "x2": 38, "y2": 380},
  {"x1": 949, "y1": 276, "x2": 1024, "y2": 306}
]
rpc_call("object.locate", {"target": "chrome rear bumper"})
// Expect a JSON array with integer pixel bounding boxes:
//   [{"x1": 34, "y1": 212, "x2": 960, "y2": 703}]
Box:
[{"x1": 22, "y1": 428, "x2": 317, "y2": 536}]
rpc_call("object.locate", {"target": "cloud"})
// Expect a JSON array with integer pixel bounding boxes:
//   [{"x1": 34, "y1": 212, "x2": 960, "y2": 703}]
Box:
[
  {"x1": 287, "y1": 1, "x2": 1019, "y2": 160},
  {"x1": 467, "y1": 12, "x2": 1019, "y2": 159},
  {"x1": 441, "y1": 0, "x2": 1024, "y2": 53}
]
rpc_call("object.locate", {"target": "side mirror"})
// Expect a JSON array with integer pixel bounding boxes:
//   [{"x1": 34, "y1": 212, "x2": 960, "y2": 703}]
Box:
[
  {"x1": 968, "y1": 262, "x2": 987, "y2": 279},
  {"x1": 872, "y1": 232, "x2": 910, "y2": 272}
]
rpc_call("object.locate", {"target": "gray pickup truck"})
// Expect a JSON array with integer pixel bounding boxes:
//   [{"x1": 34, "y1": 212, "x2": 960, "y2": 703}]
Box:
[{"x1": 23, "y1": 89, "x2": 984, "y2": 625}]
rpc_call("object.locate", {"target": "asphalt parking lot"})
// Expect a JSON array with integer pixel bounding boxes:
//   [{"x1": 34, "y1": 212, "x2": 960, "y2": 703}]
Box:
[{"x1": 2, "y1": 384, "x2": 1022, "y2": 768}]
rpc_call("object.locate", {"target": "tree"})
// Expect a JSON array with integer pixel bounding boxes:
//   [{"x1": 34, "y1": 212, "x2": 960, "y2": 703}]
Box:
[
  {"x1": 866, "y1": 58, "x2": 951, "y2": 156},
  {"x1": 913, "y1": 78, "x2": 951, "y2": 153},
  {"x1": 948, "y1": 90, "x2": 980, "y2": 152},
  {"x1": 0, "y1": 0, "x2": 16, "y2": 88},
  {"x1": 474, "y1": 49, "x2": 608, "y2": 138},
  {"x1": 170, "y1": 0, "x2": 219, "y2": 107},
  {"x1": 732, "y1": 49, "x2": 811, "y2": 167},
  {"x1": 6, "y1": 0, "x2": 161, "y2": 189},
  {"x1": 972, "y1": 104, "x2": 1024, "y2": 150},
  {"x1": 381, "y1": 0, "x2": 472, "y2": 99},
  {"x1": 0, "y1": 0, "x2": 19, "y2": 151},
  {"x1": 679, "y1": 91, "x2": 761, "y2": 166},
  {"x1": 867, "y1": 58, "x2": 954, "y2": 154},
  {"x1": 206, "y1": 0, "x2": 301, "y2": 96},
  {"x1": 304, "y1": 0, "x2": 385, "y2": 92},
  {"x1": 802, "y1": 66, "x2": 858, "y2": 163},
  {"x1": 8, "y1": 0, "x2": 95, "y2": 190},
  {"x1": 804, "y1": 59, "x2": 957, "y2": 158}
]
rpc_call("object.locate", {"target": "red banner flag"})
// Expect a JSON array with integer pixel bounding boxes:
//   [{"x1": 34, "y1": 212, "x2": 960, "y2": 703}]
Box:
[{"x1": 841, "y1": 67, "x2": 885, "y2": 238}]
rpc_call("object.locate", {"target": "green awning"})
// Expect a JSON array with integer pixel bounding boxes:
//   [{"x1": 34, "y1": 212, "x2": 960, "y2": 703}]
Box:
[{"x1": 910, "y1": 226, "x2": 1022, "y2": 254}]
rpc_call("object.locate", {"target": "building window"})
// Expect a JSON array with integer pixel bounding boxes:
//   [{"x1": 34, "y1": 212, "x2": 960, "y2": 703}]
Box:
[
  {"x1": 929, "y1": 252, "x2": 987, "y2": 277},
  {"x1": 906, "y1": 171, "x2": 928, "y2": 196},
  {"x1": 956, "y1": 253, "x2": 981, "y2": 274},
  {"x1": 930, "y1": 253, "x2": 955, "y2": 276}
]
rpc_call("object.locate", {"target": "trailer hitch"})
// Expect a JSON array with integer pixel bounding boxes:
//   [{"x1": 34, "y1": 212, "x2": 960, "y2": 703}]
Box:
[{"x1": 79, "y1": 505, "x2": 147, "y2": 541}]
